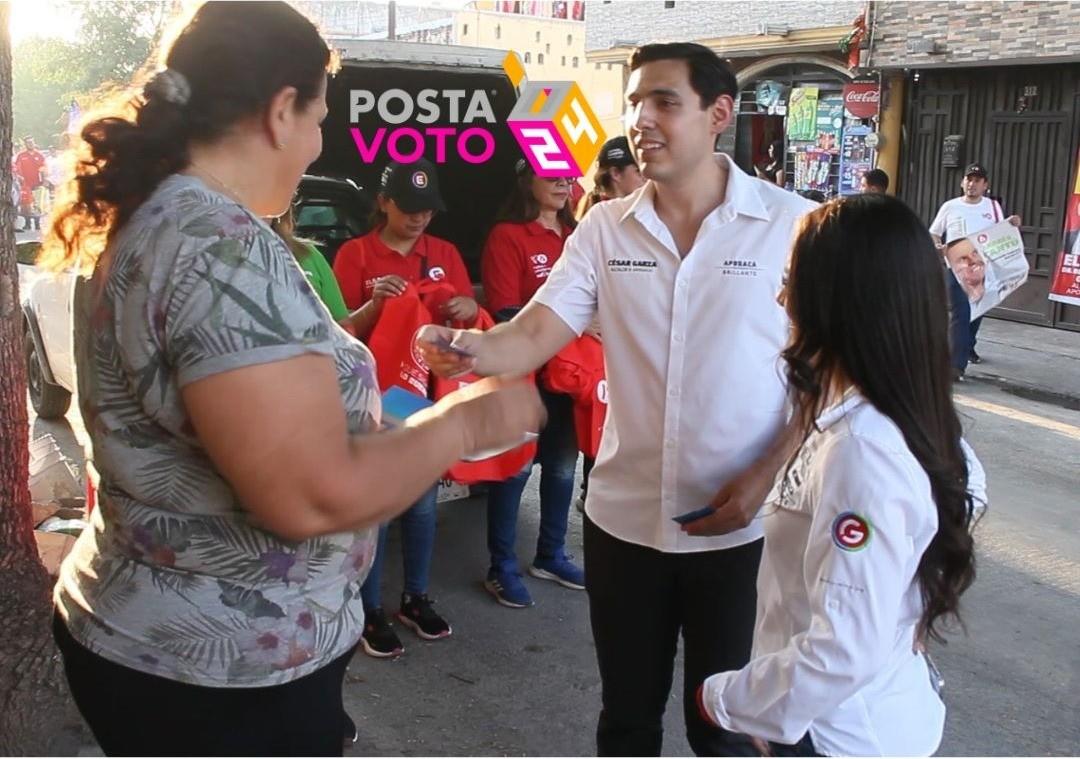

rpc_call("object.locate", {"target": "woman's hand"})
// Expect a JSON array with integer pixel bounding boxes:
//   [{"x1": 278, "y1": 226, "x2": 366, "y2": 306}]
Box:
[
  {"x1": 443, "y1": 295, "x2": 478, "y2": 324},
  {"x1": 412, "y1": 375, "x2": 545, "y2": 459},
  {"x1": 371, "y1": 275, "x2": 408, "y2": 307}
]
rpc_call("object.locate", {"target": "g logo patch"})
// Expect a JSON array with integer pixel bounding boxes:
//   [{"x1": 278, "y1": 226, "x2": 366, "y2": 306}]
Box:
[{"x1": 831, "y1": 512, "x2": 872, "y2": 551}]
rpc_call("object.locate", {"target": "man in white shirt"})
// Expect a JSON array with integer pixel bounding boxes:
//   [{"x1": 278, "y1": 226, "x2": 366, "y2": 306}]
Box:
[
  {"x1": 418, "y1": 42, "x2": 813, "y2": 756},
  {"x1": 928, "y1": 163, "x2": 1021, "y2": 378}
]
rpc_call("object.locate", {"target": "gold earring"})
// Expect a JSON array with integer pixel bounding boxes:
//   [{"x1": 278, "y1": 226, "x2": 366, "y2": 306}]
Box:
[{"x1": 276, "y1": 141, "x2": 287, "y2": 150}]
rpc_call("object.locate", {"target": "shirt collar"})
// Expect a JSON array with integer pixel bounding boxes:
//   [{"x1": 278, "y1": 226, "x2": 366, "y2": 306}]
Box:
[
  {"x1": 524, "y1": 220, "x2": 568, "y2": 239},
  {"x1": 620, "y1": 152, "x2": 772, "y2": 226},
  {"x1": 815, "y1": 388, "x2": 867, "y2": 431},
  {"x1": 370, "y1": 226, "x2": 426, "y2": 258}
]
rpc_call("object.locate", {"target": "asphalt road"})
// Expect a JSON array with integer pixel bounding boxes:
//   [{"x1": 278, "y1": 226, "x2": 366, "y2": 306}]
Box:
[{"x1": 28, "y1": 378, "x2": 1080, "y2": 756}]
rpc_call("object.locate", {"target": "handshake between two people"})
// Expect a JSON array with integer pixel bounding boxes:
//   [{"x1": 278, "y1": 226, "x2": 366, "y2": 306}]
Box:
[{"x1": 412, "y1": 324, "x2": 545, "y2": 462}]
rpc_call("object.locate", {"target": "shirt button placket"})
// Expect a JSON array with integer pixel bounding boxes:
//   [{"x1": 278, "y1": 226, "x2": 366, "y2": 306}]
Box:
[{"x1": 662, "y1": 266, "x2": 691, "y2": 548}]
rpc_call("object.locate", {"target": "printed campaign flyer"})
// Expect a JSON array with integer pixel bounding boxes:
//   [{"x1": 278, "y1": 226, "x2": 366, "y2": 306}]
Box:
[
  {"x1": 946, "y1": 220, "x2": 1030, "y2": 320},
  {"x1": 1049, "y1": 149, "x2": 1080, "y2": 307}
]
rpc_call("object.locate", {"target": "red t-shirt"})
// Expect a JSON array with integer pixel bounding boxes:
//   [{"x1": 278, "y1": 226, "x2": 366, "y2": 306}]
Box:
[
  {"x1": 14, "y1": 149, "x2": 45, "y2": 190},
  {"x1": 481, "y1": 221, "x2": 571, "y2": 315},
  {"x1": 333, "y1": 229, "x2": 473, "y2": 310}
]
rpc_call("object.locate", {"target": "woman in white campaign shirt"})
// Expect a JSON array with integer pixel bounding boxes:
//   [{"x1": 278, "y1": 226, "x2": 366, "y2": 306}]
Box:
[{"x1": 699, "y1": 194, "x2": 982, "y2": 757}]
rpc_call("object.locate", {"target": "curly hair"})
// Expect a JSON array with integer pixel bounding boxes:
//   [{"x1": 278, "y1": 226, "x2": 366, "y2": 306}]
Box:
[{"x1": 40, "y1": 1, "x2": 336, "y2": 275}]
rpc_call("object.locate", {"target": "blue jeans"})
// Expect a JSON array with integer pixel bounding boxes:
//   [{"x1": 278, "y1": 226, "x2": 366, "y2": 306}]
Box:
[
  {"x1": 360, "y1": 485, "x2": 438, "y2": 610},
  {"x1": 487, "y1": 388, "x2": 578, "y2": 573},
  {"x1": 948, "y1": 270, "x2": 983, "y2": 373}
]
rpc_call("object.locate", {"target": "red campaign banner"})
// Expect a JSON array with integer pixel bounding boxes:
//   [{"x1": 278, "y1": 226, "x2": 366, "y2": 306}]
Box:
[
  {"x1": 842, "y1": 82, "x2": 880, "y2": 119},
  {"x1": 1049, "y1": 148, "x2": 1080, "y2": 307}
]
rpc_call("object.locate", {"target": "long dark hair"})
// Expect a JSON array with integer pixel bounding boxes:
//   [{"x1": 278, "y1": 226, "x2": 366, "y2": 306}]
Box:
[
  {"x1": 494, "y1": 168, "x2": 578, "y2": 230},
  {"x1": 782, "y1": 193, "x2": 976, "y2": 644},
  {"x1": 41, "y1": 1, "x2": 335, "y2": 273}
]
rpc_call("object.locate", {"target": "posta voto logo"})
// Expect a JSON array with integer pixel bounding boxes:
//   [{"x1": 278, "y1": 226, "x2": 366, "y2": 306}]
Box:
[
  {"x1": 502, "y1": 51, "x2": 606, "y2": 177},
  {"x1": 345, "y1": 51, "x2": 604, "y2": 177}
]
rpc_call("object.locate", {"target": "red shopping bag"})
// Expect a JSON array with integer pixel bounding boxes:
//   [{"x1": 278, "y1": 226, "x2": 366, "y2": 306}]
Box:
[
  {"x1": 366, "y1": 283, "x2": 433, "y2": 395},
  {"x1": 540, "y1": 335, "x2": 607, "y2": 458}
]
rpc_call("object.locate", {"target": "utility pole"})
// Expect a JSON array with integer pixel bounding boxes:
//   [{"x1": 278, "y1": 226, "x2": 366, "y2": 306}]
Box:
[{"x1": 388, "y1": 0, "x2": 396, "y2": 40}]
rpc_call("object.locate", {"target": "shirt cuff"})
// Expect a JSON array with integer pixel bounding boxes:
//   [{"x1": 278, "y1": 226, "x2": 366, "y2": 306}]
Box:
[{"x1": 700, "y1": 672, "x2": 737, "y2": 732}]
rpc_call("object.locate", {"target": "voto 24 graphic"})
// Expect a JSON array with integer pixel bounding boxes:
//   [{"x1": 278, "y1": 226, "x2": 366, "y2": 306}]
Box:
[{"x1": 346, "y1": 51, "x2": 605, "y2": 178}]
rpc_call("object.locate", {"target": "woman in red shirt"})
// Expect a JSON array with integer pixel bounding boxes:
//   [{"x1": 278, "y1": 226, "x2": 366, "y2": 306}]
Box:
[
  {"x1": 332, "y1": 159, "x2": 477, "y2": 658},
  {"x1": 479, "y1": 159, "x2": 583, "y2": 609},
  {"x1": 333, "y1": 159, "x2": 477, "y2": 339}
]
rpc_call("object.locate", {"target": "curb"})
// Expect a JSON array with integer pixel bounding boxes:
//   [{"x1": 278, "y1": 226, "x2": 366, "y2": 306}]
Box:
[{"x1": 965, "y1": 371, "x2": 1080, "y2": 412}]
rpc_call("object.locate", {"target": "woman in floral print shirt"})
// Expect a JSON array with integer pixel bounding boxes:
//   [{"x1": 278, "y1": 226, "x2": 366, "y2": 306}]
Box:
[{"x1": 41, "y1": 3, "x2": 542, "y2": 755}]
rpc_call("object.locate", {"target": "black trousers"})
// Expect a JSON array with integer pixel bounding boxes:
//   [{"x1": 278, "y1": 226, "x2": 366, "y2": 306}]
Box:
[
  {"x1": 53, "y1": 613, "x2": 354, "y2": 756},
  {"x1": 584, "y1": 516, "x2": 764, "y2": 757}
]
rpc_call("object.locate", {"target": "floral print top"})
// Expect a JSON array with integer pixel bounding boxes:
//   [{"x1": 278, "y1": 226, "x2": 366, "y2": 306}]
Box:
[{"x1": 55, "y1": 174, "x2": 380, "y2": 688}]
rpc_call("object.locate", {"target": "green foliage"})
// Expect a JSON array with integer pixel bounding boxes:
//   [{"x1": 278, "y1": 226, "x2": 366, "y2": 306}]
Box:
[{"x1": 12, "y1": 1, "x2": 175, "y2": 146}]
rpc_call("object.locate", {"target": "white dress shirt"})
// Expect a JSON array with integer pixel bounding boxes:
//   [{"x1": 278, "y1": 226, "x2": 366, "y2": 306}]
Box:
[
  {"x1": 534, "y1": 154, "x2": 815, "y2": 552},
  {"x1": 700, "y1": 392, "x2": 966, "y2": 757}
]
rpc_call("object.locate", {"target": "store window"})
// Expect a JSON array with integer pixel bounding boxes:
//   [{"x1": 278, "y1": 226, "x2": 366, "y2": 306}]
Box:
[
  {"x1": 462, "y1": 23, "x2": 468, "y2": 36},
  {"x1": 524, "y1": 52, "x2": 531, "y2": 63},
  {"x1": 561, "y1": 55, "x2": 566, "y2": 66},
  {"x1": 731, "y1": 63, "x2": 873, "y2": 200},
  {"x1": 536, "y1": 31, "x2": 541, "y2": 42},
  {"x1": 495, "y1": 24, "x2": 501, "y2": 39},
  {"x1": 538, "y1": 53, "x2": 545, "y2": 64},
  {"x1": 573, "y1": 57, "x2": 579, "y2": 68},
  {"x1": 567, "y1": 34, "x2": 573, "y2": 45}
]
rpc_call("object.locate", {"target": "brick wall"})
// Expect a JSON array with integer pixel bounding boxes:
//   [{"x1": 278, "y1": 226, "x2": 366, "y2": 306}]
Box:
[
  {"x1": 869, "y1": 1, "x2": 1080, "y2": 67},
  {"x1": 585, "y1": 1, "x2": 863, "y2": 51}
]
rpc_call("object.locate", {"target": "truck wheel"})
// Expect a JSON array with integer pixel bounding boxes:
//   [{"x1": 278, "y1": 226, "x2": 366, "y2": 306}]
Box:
[{"x1": 24, "y1": 330, "x2": 71, "y2": 419}]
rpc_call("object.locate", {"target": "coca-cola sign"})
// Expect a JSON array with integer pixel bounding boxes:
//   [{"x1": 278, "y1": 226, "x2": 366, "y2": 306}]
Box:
[{"x1": 843, "y1": 83, "x2": 880, "y2": 119}]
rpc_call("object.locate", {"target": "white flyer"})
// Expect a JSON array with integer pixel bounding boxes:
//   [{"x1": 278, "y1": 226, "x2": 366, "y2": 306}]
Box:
[{"x1": 945, "y1": 220, "x2": 1030, "y2": 320}]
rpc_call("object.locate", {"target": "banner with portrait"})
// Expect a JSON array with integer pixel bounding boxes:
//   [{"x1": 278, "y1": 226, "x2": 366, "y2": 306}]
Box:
[{"x1": 946, "y1": 220, "x2": 1029, "y2": 320}]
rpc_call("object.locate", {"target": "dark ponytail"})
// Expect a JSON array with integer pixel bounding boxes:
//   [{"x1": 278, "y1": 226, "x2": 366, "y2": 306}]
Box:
[
  {"x1": 41, "y1": 1, "x2": 335, "y2": 274},
  {"x1": 782, "y1": 194, "x2": 977, "y2": 644}
]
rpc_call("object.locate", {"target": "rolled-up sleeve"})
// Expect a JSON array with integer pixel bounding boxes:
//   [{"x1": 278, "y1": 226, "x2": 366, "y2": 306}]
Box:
[{"x1": 532, "y1": 215, "x2": 600, "y2": 336}]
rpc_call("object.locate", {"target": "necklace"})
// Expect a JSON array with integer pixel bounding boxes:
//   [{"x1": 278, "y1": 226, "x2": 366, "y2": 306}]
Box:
[{"x1": 188, "y1": 162, "x2": 246, "y2": 204}]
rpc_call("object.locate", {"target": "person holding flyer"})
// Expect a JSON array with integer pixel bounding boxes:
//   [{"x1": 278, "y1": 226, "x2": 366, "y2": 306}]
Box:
[{"x1": 928, "y1": 163, "x2": 1021, "y2": 380}]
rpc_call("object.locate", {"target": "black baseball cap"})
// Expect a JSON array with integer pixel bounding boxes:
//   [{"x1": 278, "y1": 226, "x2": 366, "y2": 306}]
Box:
[
  {"x1": 380, "y1": 159, "x2": 446, "y2": 213},
  {"x1": 597, "y1": 136, "x2": 636, "y2": 169},
  {"x1": 964, "y1": 163, "x2": 988, "y2": 179}
]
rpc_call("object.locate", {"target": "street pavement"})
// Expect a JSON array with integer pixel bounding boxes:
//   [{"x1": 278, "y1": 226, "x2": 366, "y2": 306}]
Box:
[{"x1": 28, "y1": 352, "x2": 1080, "y2": 756}]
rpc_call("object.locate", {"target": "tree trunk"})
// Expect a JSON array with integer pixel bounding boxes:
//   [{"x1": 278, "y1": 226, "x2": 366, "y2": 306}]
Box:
[{"x1": 0, "y1": 7, "x2": 89, "y2": 754}]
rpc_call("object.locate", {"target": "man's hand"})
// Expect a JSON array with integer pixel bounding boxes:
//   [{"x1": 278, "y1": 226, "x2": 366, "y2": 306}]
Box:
[
  {"x1": 371, "y1": 275, "x2": 407, "y2": 307},
  {"x1": 1007, "y1": 214, "x2": 1022, "y2": 228},
  {"x1": 682, "y1": 459, "x2": 779, "y2": 536},
  {"x1": 415, "y1": 325, "x2": 484, "y2": 378},
  {"x1": 443, "y1": 296, "x2": 478, "y2": 324}
]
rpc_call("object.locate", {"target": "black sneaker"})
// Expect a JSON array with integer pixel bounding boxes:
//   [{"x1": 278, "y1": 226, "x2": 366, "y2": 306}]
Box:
[
  {"x1": 969, "y1": 349, "x2": 982, "y2": 364},
  {"x1": 360, "y1": 608, "x2": 404, "y2": 658},
  {"x1": 396, "y1": 593, "x2": 452, "y2": 640}
]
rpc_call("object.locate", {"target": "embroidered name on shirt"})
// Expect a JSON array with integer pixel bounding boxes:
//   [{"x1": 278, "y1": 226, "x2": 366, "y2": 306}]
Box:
[
  {"x1": 719, "y1": 259, "x2": 759, "y2": 277},
  {"x1": 606, "y1": 258, "x2": 657, "y2": 273}
]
